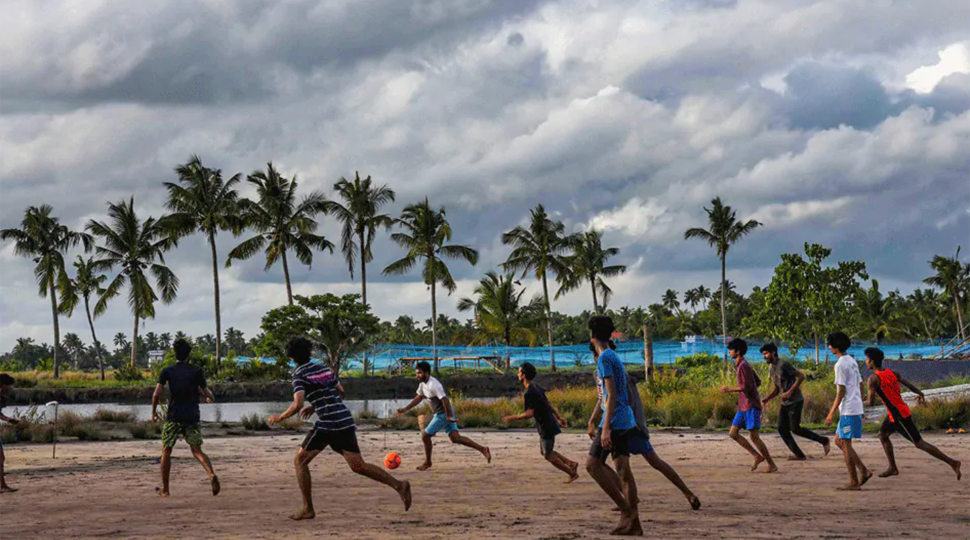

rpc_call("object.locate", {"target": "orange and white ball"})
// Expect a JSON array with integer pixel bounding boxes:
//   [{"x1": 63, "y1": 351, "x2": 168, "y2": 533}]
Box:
[{"x1": 384, "y1": 452, "x2": 402, "y2": 470}]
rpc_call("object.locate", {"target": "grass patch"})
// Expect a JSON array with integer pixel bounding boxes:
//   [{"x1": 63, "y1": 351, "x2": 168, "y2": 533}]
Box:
[
  {"x1": 128, "y1": 421, "x2": 160, "y2": 440},
  {"x1": 92, "y1": 409, "x2": 136, "y2": 423},
  {"x1": 921, "y1": 375, "x2": 970, "y2": 390},
  {"x1": 240, "y1": 413, "x2": 270, "y2": 431}
]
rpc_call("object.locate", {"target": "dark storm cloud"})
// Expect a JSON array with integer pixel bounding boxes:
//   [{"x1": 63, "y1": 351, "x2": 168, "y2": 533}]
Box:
[{"x1": 784, "y1": 63, "x2": 891, "y2": 130}]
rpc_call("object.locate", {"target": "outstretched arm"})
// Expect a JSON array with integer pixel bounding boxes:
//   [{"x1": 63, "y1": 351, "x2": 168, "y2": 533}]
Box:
[
  {"x1": 502, "y1": 409, "x2": 535, "y2": 423},
  {"x1": 396, "y1": 395, "x2": 424, "y2": 415},
  {"x1": 896, "y1": 374, "x2": 926, "y2": 404},
  {"x1": 269, "y1": 391, "x2": 306, "y2": 425}
]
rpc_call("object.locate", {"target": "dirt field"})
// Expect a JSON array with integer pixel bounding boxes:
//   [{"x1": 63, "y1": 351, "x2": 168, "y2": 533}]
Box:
[{"x1": 2, "y1": 430, "x2": 968, "y2": 539}]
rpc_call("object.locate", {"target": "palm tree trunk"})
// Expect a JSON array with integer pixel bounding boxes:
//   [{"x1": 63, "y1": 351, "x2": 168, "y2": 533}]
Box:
[
  {"x1": 431, "y1": 280, "x2": 439, "y2": 376},
  {"x1": 954, "y1": 290, "x2": 966, "y2": 341},
  {"x1": 541, "y1": 273, "x2": 556, "y2": 372},
  {"x1": 84, "y1": 296, "x2": 105, "y2": 381},
  {"x1": 50, "y1": 282, "x2": 60, "y2": 379},
  {"x1": 643, "y1": 321, "x2": 654, "y2": 378},
  {"x1": 720, "y1": 254, "x2": 728, "y2": 346},
  {"x1": 131, "y1": 315, "x2": 139, "y2": 368},
  {"x1": 282, "y1": 249, "x2": 293, "y2": 306},
  {"x1": 209, "y1": 232, "x2": 222, "y2": 369},
  {"x1": 590, "y1": 277, "x2": 600, "y2": 314},
  {"x1": 360, "y1": 231, "x2": 369, "y2": 376}
]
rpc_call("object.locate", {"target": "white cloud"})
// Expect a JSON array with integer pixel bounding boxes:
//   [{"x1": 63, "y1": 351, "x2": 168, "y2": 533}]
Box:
[{"x1": 906, "y1": 42, "x2": 970, "y2": 94}]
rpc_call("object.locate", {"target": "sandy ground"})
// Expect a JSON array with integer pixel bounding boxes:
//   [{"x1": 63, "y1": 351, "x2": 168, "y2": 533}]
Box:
[{"x1": 1, "y1": 429, "x2": 968, "y2": 540}]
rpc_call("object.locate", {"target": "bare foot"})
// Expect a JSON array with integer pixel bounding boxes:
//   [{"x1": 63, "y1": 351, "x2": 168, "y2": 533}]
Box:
[
  {"x1": 0, "y1": 486, "x2": 18, "y2": 494},
  {"x1": 763, "y1": 463, "x2": 779, "y2": 474},
  {"x1": 416, "y1": 462, "x2": 432, "y2": 471},
  {"x1": 787, "y1": 455, "x2": 807, "y2": 461},
  {"x1": 289, "y1": 509, "x2": 316, "y2": 521},
  {"x1": 860, "y1": 469, "x2": 873, "y2": 486},
  {"x1": 565, "y1": 462, "x2": 580, "y2": 484},
  {"x1": 611, "y1": 516, "x2": 642, "y2": 536},
  {"x1": 878, "y1": 468, "x2": 899, "y2": 478},
  {"x1": 750, "y1": 455, "x2": 765, "y2": 471},
  {"x1": 483, "y1": 447, "x2": 492, "y2": 464},
  {"x1": 823, "y1": 441, "x2": 831, "y2": 457},
  {"x1": 211, "y1": 475, "x2": 221, "y2": 496},
  {"x1": 836, "y1": 483, "x2": 861, "y2": 491},
  {"x1": 952, "y1": 460, "x2": 962, "y2": 481},
  {"x1": 155, "y1": 487, "x2": 169, "y2": 498},
  {"x1": 398, "y1": 481, "x2": 412, "y2": 511},
  {"x1": 687, "y1": 494, "x2": 701, "y2": 511}
]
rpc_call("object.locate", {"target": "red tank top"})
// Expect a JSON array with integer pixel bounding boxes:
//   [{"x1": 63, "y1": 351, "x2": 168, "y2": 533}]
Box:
[{"x1": 875, "y1": 369, "x2": 911, "y2": 422}]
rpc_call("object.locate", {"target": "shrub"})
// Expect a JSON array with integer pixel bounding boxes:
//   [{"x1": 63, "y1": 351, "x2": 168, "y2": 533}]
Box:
[
  {"x1": 56, "y1": 410, "x2": 84, "y2": 436},
  {"x1": 128, "y1": 421, "x2": 159, "y2": 439},
  {"x1": 114, "y1": 362, "x2": 144, "y2": 382},
  {"x1": 911, "y1": 397, "x2": 970, "y2": 430},
  {"x1": 241, "y1": 413, "x2": 269, "y2": 431},
  {"x1": 92, "y1": 409, "x2": 136, "y2": 423},
  {"x1": 73, "y1": 424, "x2": 110, "y2": 441},
  {"x1": 31, "y1": 423, "x2": 56, "y2": 443}
]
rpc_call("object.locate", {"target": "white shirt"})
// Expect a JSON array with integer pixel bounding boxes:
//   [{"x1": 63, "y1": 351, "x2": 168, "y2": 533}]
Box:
[
  {"x1": 417, "y1": 376, "x2": 448, "y2": 415},
  {"x1": 834, "y1": 354, "x2": 864, "y2": 416}
]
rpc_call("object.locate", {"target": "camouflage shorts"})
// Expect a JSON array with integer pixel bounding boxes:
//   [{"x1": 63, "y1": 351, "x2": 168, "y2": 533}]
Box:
[{"x1": 161, "y1": 421, "x2": 203, "y2": 448}]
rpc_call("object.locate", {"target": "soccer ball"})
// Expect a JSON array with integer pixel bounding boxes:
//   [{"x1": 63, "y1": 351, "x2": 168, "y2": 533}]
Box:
[{"x1": 384, "y1": 452, "x2": 402, "y2": 470}]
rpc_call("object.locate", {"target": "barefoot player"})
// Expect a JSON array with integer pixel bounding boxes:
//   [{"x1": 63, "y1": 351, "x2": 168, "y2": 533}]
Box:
[
  {"x1": 864, "y1": 347, "x2": 962, "y2": 481},
  {"x1": 151, "y1": 339, "x2": 220, "y2": 497},
  {"x1": 721, "y1": 338, "x2": 777, "y2": 473},
  {"x1": 502, "y1": 362, "x2": 579, "y2": 483},
  {"x1": 761, "y1": 343, "x2": 831, "y2": 460},
  {"x1": 1, "y1": 373, "x2": 19, "y2": 494},
  {"x1": 396, "y1": 361, "x2": 491, "y2": 471},
  {"x1": 269, "y1": 336, "x2": 411, "y2": 520},
  {"x1": 824, "y1": 332, "x2": 872, "y2": 491}
]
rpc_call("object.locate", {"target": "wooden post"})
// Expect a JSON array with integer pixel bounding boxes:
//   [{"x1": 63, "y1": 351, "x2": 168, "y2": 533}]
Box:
[{"x1": 643, "y1": 322, "x2": 654, "y2": 379}]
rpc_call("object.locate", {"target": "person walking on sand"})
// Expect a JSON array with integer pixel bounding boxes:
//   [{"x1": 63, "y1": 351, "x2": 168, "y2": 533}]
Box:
[
  {"x1": 269, "y1": 336, "x2": 411, "y2": 520},
  {"x1": 151, "y1": 339, "x2": 220, "y2": 498},
  {"x1": 502, "y1": 362, "x2": 579, "y2": 483},
  {"x1": 721, "y1": 338, "x2": 777, "y2": 474},
  {"x1": 824, "y1": 332, "x2": 872, "y2": 491},
  {"x1": 864, "y1": 347, "x2": 961, "y2": 481},
  {"x1": 760, "y1": 343, "x2": 831, "y2": 460},
  {"x1": 1, "y1": 373, "x2": 19, "y2": 494},
  {"x1": 396, "y1": 361, "x2": 491, "y2": 471}
]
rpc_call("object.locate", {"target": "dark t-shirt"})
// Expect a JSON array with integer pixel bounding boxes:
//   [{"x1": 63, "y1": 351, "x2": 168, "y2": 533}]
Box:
[
  {"x1": 524, "y1": 384, "x2": 561, "y2": 439},
  {"x1": 769, "y1": 362, "x2": 803, "y2": 405},
  {"x1": 159, "y1": 362, "x2": 207, "y2": 424}
]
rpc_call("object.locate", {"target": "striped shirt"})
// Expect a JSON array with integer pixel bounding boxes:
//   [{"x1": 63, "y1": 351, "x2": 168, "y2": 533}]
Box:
[{"x1": 292, "y1": 362, "x2": 355, "y2": 432}]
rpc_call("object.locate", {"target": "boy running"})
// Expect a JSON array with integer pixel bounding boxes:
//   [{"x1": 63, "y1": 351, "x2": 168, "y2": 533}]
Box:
[
  {"x1": 864, "y1": 347, "x2": 961, "y2": 481},
  {"x1": 761, "y1": 343, "x2": 830, "y2": 460},
  {"x1": 151, "y1": 339, "x2": 219, "y2": 497},
  {"x1": 396, "y1": 361, "x2": 491, "y2": 471},
  {"x1": 502, "y1": 362, "x2": 579, "y2": 482},
  {"x1": 269, "y1": 336, "x2": 411, "y2": 520},
  {"x1": 721, "y1": 338, "x2": 777, "y2": 473},
  {"x1": 823, "y1": 332, "x2": 872, "y2": 490},
  {"x1": 1, "y1": 373, "x2": 19, "y2": 493}
]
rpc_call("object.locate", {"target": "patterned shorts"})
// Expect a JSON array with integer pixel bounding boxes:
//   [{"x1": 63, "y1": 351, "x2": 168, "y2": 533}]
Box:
[{"x1": 161, "y1": 421, "x2": 203, "y2": 448}]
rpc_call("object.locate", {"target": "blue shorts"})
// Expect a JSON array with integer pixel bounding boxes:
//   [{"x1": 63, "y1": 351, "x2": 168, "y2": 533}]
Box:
[
  {"x1": 628, "y1": 432, "x2": 654, "y2": 455},
  {"x1": 837, "y1": 415, "x2": 863, "y2": 440},
  {"x1": 424, "y1": 413, "x2": 459, "y2": 436},
  {"x1": 732, "y1": 409, "x2": 762, "y2": 431}
]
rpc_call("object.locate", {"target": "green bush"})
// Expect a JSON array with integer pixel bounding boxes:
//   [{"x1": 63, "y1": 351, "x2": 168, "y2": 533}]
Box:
[
  {"x1": 92, "y1": 408, "x2": 136, "y2": 423},
  {"x1": 912, "y1": 397, "x2": 970, "y2": 430},
  {"x1": 128, "y1": 421, "x2": 159, "y2": 439},
  {"x1": 73, "y1": 424, "x2": 110, "y2": 441},
  {"x1": 241, "y1": 413, "x2": 269, "y2": 431},
  {"x1": 56, "y1": 410, "x2": 84, "y2": 436},
  {"x1": 114, "y1": 362, "x2": 144, "y2": 382}
]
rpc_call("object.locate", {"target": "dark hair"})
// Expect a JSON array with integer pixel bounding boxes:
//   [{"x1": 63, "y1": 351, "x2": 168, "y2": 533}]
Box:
[
  {"x1": 865, "y1": 347, "x2": 885, "y2": 368},
  {"x1": 608, "y1": 339, "x2": 617, "y2": 351},
  {"x1": 286, "y1": 336, "x2": 313, "y2": 365},
  {"x1": 0, "y1": 373, "x2": 14, "y2": 386},
  {"x1": 520, "y1": 362, "x2": 537, "y2": 381},
  {"x1": 826, "y1": 332, "x2": 851, "y2": 353},
  {"x1": 416, "y1": 361, "x2": 432, "y2": 373},
  {"x1": 588, "y1": 316, "x2": 615, "y2": 342},
  {"x1": 173, "y1": 339, "x2": 192, "y2": 362},
  {"x1": 759, "y1": 343, "x2": 778, "y2": 355},
  {"x1": 588, "y1": 342, "x2": 597, "y2": 354},
  {"x1": 727, "y1": 338, "x2": 747, "y2": 356}
]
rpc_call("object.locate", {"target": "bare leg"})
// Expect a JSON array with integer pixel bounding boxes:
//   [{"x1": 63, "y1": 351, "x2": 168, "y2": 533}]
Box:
[
  {"x1": 342, "y1": 451, "x2": 412, "y2": 510},
  {"x1": 878, "y1": 430, "x2": 899, "y2": 477},
  {"x1": 544, "y1": 451, "x2": 580, "y2": 482},
  {"x1": 586, "y1": 457, "x2": 635, "y2": 534},
  {"x1": 644, "y1": 452, "x2": 699, "y2": 510},
  {"x1": 291, "y1": 448, "x2": 321, "y2": 520},
  {"x1": 729, "y1": 426, "x2": 764, "y2": 470},
  {"x1": 0, "y1": 447, "x2": 15, "y2": 493},
  {"x1": 915, "y1": 440, "x2": 962, "y2": 480},
  {"x1": 448, "y1": 431, "x2": 491, "y2": 463},
  {"x1": 614, "y1": 456, "x2": 643, "y2": 536},
  {"x1": 848, "y1": 441, "x2": 871, "y2": 485},
  {"x1": 157, "y1": 446, "x2": 173, "y2": 497},
  {"x1": 749, "y1": 431, "x2": 778, "y2": 473},
  {"x1": 418, "y1": 433, "x2": 433, "y2": 470},
  {"x1": 190, "y1": 445, "x2": 219, "y2": 495}
]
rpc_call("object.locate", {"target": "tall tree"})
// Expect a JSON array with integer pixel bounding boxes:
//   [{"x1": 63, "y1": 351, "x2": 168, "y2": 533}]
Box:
[
  {"x1": 59, "y1": 255, "x2": 109, "y2": 379},
  {"x1": 159, "y1": 332, "x2": 172, "y2": 349},
  {"x1": 662, "y1": 289, "x2": 681, "y2": 315},
  {"x1": 113, "y1": 333, "x2": 128, "y2": 350},
  {"x1": 924, "y1": 247, "x2": 968, "y2": 341},
  {"x1": 501, "y1": 204, "x2": 575, "y2": 371},
  {"x1": 61, "y1": 333, "x2": 85, "y2": 370},
  {"x1": 696, "y1": 284, "x2": 712, "y2": 310},
  {"x1": 383, "y1": 199, "x2": 479, "y2": 374},
  {"x1": 556, "y1": 229, "x2": 626, "y2": 314},
  {"x1": 1, "y1": 205, "x2": 92, "y2": 378},
  {"x1": 684, "y1": 197, "x2": 761, "y2": 344},
  {"x1": 683, "y1": 288, "x2": 701, "y2": 314},
  {"x1": 87, "y1": 197, "x2": 180, "y2": 367},
  {"x1": 457, "y1": 271, "x2": 543, "y2": 347},
  {"x1": 163, "y1": 155, "x2": 242, "y2": 366},
  {"x1": 227, "y1": 163, "x2": 333, "y2": 306}
]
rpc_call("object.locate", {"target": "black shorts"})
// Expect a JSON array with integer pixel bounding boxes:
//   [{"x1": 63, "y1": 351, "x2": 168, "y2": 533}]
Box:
[
  {"x1": 539, "y1": 436, "x2": 556, "y2": 457},
  {"x1": 881, "y1": 415, "x2": 922, "y2": 444},
  {"x1": 589, "y1": 427, "x2": 635, "y2": 461},
  {"x1": 302, "y1": 427, "x2": 361, "y2": 454}
]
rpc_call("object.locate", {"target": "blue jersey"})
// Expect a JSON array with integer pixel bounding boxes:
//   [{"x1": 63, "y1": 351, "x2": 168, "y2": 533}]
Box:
[{"x1": 596, "y1": 349, "x2": 637, "y2": 430}]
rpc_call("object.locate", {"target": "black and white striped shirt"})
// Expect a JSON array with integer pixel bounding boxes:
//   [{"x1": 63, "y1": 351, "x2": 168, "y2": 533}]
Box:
[{"x1": 292, "y1": 362, "x2": 355, "y2": 432}]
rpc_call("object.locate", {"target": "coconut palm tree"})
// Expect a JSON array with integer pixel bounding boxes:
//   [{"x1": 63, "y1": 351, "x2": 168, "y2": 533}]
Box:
[
  {"x1": 227, "y1": 163, "x2": 333, "y2": 306},
  {"x1": 383, "y1": 198, "x2": 479, "y2": 374},
  {"x1": 163, "y1": 155, "x2": 242, "y2": 365},
  {"x1": 684, "y1": 197, "x2": 761, "y2": 344},
  {"x1": 59, "y1": 255, "x2": 109, "y2": 379},
  {"x1": 924, "y1": 247, "x2": 968, "y2": 341},
  {"x1": 501, "y1": 204, "x2": 575, "y2": 371},
  {"x1": 61, "y1": 333, "x2": 85, "y2": 370},
  {"x1": 683, "y1": 288, "x2": 701, "y2": 314},
  {"x1": 113, "y1": 333, "x2": 128, "y2": 351},
  {"x1": 145, "y1": 332, "x2": 160, "y2": 351},
  {"x1": 556, "y1": 229, "x2": 626, "y2": 314},
  {"x1": 457, "y1": 271, "x2": 544, "y2": 347},
  {"x1": 224, "y1": 327, "x2": 246, "y2": 353},
  {"x1": 662, "y1": 289, "x2": 681, "y2": 315},
  {"x1": 159, "y1": 332, "x2": 172, "y2": 349},
  {"x1": 87, "y1": 197, "x2": 179, "y2": 367},
  {"x1": 1, "y1": 205, "x2": 93, "y2": 378},
  {"x1": 174, "y1": 331, "x2": 188, "y2": 342},
  {"x1": 696, "y1": 284, "x2": 712, "y2": 310}
]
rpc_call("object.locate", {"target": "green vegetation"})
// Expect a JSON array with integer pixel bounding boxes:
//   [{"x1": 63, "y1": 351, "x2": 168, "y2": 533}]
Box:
[{"x1": 240, "y1": 413, "x2": 270, "y2": 431}]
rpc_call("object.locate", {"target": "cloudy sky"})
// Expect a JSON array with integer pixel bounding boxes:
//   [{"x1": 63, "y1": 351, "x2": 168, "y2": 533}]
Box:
[{"x1": 1, "y1": 0, "x2": 968, "y2": 351}]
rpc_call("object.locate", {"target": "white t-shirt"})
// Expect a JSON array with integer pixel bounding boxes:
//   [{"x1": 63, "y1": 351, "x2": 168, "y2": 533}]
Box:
[
  {"x1": 834, "y1": 354, "x2": 864, "y2": 416},
  {"x1": 417, "y1": 376, "x2": 448, "y2": 415}
]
